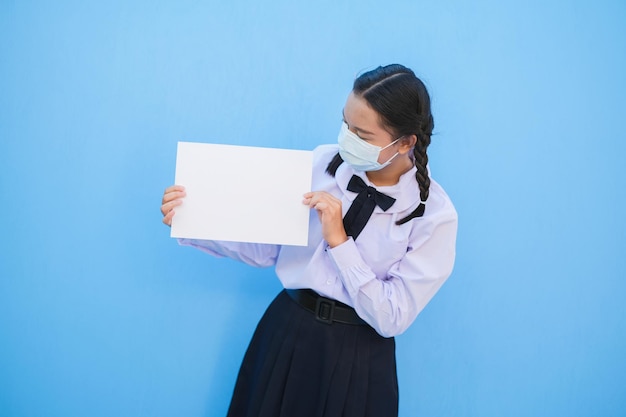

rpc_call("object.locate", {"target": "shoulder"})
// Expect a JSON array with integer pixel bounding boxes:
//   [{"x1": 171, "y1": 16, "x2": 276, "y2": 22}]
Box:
[
  {"x1": 311, "y1": 144, "x2": 340, "y2": 177},
  {"x1": 312, "y1": 144, "x2": 339, "y2": 165},
  {"x1": 420, "y1": 178, "x2": 458, "y2": 227},
  {"x1": 309, "y1": 144, "x2": 341, "y2": 190},
  {"x1": 394, "y1": 177, "x2": 457, "y2": 249}
]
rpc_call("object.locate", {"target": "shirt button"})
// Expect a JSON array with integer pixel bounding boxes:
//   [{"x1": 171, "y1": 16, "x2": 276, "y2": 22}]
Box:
[{"x1": 326, "y1": 279, "x2": 332, "y2": 285}]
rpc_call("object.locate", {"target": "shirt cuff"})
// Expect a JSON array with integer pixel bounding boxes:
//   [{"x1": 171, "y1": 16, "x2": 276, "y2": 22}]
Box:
[{"x1": 327, "y1": 237, "x2": 373, "y2": 288}]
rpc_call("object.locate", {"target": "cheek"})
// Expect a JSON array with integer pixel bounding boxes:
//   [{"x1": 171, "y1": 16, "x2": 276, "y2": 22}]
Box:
[{"x1": 378, "y1": 145, "x2": 397, "y2": 163}]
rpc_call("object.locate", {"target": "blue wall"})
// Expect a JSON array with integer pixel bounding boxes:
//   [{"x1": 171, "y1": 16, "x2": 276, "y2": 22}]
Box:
[{"x1": 1, "y1": 1, "x2": 625, "y2": 416}]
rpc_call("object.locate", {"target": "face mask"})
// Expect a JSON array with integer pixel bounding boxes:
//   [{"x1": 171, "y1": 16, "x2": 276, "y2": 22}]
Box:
[{"x1": 337, "y1": 122, "x2": 400, "y2": 172}]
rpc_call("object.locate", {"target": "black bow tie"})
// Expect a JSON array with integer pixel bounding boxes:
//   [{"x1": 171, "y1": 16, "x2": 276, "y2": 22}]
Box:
[{"x1": 343, "y1": 175, "x2": 396, "y2": 240}]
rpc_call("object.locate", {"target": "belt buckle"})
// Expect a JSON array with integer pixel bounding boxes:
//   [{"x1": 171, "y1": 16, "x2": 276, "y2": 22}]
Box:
[{"x1": 315, "y1": 297, "x2": 335, "y2": 324}]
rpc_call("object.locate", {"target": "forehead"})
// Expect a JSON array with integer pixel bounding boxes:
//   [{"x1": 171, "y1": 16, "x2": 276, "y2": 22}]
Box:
[{"x1": 343, "y1": 92, "x2": 386, "y2": 134}]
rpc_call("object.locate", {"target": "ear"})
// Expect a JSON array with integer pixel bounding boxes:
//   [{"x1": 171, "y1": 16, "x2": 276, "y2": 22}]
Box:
[{"x1": 398, "y1": 134, "x2": 417, "y2": 155}]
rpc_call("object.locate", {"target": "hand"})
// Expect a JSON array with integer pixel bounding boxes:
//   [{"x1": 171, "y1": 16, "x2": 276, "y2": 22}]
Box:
[
  {"x1": 303, "y1": 191, "x2": 348, "y2": 248},
  {"x1": 161, "y1": 185, "x2": 186, "y2": 227}
]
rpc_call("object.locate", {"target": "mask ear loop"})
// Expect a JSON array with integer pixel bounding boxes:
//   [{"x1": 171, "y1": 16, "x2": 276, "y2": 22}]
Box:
[
  {"x1": 379, "y1": 151, "x2": 400, "y2": 167},
  {"x1": 380, "y1": 136, "x2": 402, "y2": 151},
  {"x1": 377, "y1": 135, "x2": 405, "y2": 167}
]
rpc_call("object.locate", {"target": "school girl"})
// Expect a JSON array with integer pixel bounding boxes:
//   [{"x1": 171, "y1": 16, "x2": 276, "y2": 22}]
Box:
[{"x1": 160, "y1": 64, "x2": 458, "y2": 417}]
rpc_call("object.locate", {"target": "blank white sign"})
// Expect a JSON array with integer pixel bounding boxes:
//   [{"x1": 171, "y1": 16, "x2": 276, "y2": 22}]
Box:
[{"x1": 170, "y1": 141, "x2": 313, "y2": 246}]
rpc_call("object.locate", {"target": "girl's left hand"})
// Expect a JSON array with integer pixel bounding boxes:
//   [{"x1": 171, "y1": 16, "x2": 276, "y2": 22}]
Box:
[{"x1": 303, "y1": 191, "x2": 348, "y2": 248}]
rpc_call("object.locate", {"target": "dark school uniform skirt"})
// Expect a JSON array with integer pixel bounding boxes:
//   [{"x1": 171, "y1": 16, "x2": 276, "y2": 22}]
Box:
[{"x1": 226, "y1": 289, "x2": 399, "y2": 417}]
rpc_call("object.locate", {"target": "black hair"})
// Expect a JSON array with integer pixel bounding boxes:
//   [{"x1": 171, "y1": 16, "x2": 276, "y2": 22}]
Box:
[{"x1": 326, "y1": 64, "x2": 434, "y2": 224}]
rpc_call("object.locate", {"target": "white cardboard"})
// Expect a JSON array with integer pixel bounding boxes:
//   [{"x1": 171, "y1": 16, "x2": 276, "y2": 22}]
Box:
[{"x1": 170, "y1": 141, "x2": 312, "y2": 246}]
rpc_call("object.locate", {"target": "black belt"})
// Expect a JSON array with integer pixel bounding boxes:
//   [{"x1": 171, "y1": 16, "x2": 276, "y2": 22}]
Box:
[{"x1": 285, "y1": 289, "x2": 367, "y2": 326}]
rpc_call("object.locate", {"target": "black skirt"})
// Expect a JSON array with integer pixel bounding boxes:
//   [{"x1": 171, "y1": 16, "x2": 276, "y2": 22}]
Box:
[{"x1": 226, "y1": 290, "x2": 398, "y2": 417}]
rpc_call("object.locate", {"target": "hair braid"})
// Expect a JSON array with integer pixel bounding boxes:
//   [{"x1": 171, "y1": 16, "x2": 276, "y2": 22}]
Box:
[
  {"x1": 394, "y1": 129, "x2": 430, "y2": 224},
  {"x1": 414, "y1": 133, "x2": 431, "y2": 203}
]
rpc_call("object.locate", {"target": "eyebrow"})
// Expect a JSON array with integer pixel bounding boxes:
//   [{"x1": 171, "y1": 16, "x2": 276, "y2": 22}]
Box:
[{"x1": 342, "y1": 109, "x2": 376, "y2": 136}]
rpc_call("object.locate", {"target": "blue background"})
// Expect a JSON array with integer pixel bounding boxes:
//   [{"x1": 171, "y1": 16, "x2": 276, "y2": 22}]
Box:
[{"x1": 1, "y1": 1, "x2": 625, "y2": 416}]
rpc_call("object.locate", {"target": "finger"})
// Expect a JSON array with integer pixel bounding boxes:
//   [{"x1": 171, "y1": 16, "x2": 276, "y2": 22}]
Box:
[
  {"x1": 162, "y1": 190, "x2": 187, "y2": 205},
  {"x1": 165, "y1": 185, "x2": 185, "y2": 194},
  {"x1": 310, "y1": 196, "x2": 329, "y2": 209},
  {"x1": 304, "y1": 191, "x2": 333, "y2": 199},
  {"x1": 303, "y1": 191, "x2": 320, "y2": 205},
  {"x1": 162, "y1": 209, "x2": 175, "y2": 226},
  {"x1": 160, "y1": 199, "x2": 183, "y2": 216},
  {"x1": 304, "y1": 193, "x2": 321, "y2": 208},
  {"x1": 162, "y1": 185, "x2": 186, "y2": 202}
]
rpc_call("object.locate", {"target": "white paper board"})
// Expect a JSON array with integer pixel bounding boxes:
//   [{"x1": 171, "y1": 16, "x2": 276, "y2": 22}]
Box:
[{"x1": 170, "y1": 141, "x2": 313, "y2": 246}]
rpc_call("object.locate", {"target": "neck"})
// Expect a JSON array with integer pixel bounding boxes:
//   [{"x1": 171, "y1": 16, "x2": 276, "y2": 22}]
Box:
[{"x1": 365, "y1": 156, "x2": 414, "y2": 186}]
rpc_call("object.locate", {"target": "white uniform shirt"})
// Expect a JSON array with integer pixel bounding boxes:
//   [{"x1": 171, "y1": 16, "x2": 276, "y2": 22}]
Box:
[{"x1": 179, "y1": 144, "x2": 458, "y2": 337}]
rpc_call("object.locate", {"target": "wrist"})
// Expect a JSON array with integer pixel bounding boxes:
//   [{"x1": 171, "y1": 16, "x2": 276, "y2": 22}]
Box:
[{"x1": 327, "y1": 233, "x2": 348, "y2": 248}]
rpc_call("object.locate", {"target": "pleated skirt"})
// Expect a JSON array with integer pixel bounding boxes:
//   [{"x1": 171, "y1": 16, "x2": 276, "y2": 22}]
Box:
[{"x1": 226, "y1": 290, "x2": 398, "y2": 417}]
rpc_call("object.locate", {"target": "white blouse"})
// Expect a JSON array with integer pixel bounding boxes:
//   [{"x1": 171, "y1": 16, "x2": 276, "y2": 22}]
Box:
[{"x1": 179, "y1": 144, "x2": 458, "y2": 337}]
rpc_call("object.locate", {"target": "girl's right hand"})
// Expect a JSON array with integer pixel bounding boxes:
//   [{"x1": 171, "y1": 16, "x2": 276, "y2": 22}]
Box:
[{"x1": 161, "y1": 185, "x2": 186, "y2": 226}]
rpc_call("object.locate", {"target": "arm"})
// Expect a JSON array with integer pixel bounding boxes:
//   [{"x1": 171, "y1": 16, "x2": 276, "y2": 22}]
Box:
[
  {"x1": 304, "y1": 188, "x2": 458, "y2": 337},
  {"x1": 328, "y1": 209, "x2": 458, "y2": 337},
  {"x1": 161, "y1": 185, "x2": 280, "y2": 267},
  {"x1": 178, "y1": 238, "x2": 280, "y2": 268}
]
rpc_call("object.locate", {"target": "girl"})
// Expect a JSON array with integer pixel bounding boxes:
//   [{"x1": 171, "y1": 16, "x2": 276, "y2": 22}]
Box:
[{"x1": 160, "y1": 64, "x2": 457, "y2": 417}]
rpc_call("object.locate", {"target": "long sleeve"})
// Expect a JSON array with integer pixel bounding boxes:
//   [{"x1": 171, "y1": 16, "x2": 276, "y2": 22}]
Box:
[
  {"x1": 178, "y1": 238, "x2": 280, "y2": 268},
  {"x1": 327, "y1": 205, "x2": 457, "y2": 337}
]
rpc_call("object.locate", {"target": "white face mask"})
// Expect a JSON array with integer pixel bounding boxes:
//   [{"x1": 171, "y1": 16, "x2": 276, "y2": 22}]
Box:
[{"x1": 337, "y1": 122, "x2": 400, "y2": 172}]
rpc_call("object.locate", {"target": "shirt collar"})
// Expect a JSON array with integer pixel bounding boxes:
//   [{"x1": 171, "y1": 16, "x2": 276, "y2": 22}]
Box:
[{"x1": 334, "y1": 162, "x2": 420, "y2": 213}]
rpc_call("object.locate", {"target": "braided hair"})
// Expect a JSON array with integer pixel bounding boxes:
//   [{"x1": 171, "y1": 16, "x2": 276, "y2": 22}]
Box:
[{"x1": 326, "y1": 64, "x2": 434, "y2": 225}]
